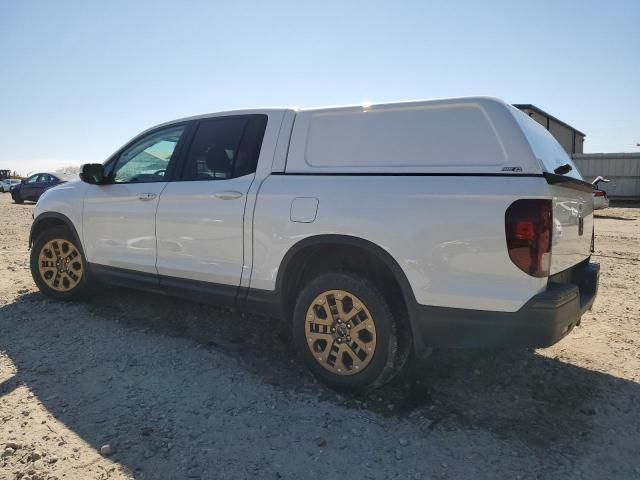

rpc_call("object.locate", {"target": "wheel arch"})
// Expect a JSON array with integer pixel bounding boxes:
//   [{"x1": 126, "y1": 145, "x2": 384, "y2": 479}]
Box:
[
  {"x1": 275, "y1": 234, "x2": 424, "y2": 353},
  {"x1": 30, "y1": 212, "x2": 83, "y2": 253}
]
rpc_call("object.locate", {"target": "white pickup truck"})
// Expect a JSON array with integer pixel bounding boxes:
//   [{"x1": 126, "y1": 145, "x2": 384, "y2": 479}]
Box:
[{"x1": 29, "y1": 97, "x2": 599, "y2": 390}]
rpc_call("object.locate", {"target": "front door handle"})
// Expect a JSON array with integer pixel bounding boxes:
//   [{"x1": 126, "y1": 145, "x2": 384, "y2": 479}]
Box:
[
  {"x1": 138, "y1": 192, "x2": 157, "y2": 201},
  {"x1": 215, "y1": 191, "x2": 243, "y2": 200}
]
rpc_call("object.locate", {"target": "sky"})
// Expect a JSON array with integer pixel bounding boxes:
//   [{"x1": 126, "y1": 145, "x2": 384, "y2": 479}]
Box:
[{"x1": 1, "y1": 0, "x2": 639, "y2": 175}]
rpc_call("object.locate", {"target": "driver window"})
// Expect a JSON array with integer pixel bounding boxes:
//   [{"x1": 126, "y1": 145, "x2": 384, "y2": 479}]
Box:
[
  {"x1": 25, "y1": 175, "x2": 40, "y2": 184},
  {"x1": 111, "y1": 125, "x2": 185, "y2": 183}
]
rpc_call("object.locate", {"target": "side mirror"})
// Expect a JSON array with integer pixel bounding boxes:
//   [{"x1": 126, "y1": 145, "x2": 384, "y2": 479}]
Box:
[{"x1": 80, "y1": 163, "x2": 106, "y2": 185}]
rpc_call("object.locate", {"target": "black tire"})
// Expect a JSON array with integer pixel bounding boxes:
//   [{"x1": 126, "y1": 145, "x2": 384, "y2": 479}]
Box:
[
  {"x1": 13, "y1": 192, "x2": 23, "y2": 204},
  {"x1": 30, "y1": 226, "x2": 91, "y2": 300},
  {"x1": 292, "y1": 272, "x2": 404, "y2": 391}
]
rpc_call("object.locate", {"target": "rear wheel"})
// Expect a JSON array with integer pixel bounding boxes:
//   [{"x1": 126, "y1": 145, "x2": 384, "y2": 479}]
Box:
[
  {"x1": 292, "y1": 272, "x2": 403, "y2": 391},
  {"x1": 30, "y1": 227, "x2": 90, "y2": 300}
]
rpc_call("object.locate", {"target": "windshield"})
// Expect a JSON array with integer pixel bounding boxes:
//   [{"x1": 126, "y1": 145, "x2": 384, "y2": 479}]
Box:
[{"x1": 510, "y1": 107, "x2": 582, "y2": 180}]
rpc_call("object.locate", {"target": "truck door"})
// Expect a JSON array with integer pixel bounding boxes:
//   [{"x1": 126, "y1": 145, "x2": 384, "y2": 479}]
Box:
[
  {"x1": 155, "y1": 115, "x2": 267, "y2": 299},
  {"x1": 83, "y1": 124, "x2": 188, "y2": 274}
]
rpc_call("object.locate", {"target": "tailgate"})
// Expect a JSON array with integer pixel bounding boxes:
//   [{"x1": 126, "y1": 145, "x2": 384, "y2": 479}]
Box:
[
  {"x1": 509, "y1": 106, "x2": 594, "y2": 275},
  {"x1": 548, "y1": 181, "x2": 594, "y2": 275}
]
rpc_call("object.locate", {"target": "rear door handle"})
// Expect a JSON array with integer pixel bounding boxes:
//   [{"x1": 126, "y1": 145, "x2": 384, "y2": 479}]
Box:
[
  {"x1": 215, "y1": 191, "x2": 243, "y2": 200},
  {"x1": 138, "y1": 192, "x2": 157, "y2": 201}
]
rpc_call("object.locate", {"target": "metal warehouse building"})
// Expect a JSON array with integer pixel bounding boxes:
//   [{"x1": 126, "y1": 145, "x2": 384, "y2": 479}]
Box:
[{"x1": 572, "y1": 153, "x2": 640, "y2": 199}]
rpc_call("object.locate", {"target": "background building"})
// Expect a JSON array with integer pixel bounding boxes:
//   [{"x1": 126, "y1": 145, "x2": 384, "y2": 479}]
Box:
[
  {"x1": 514, "y1": 104, "x2": 585, "y2": 155},
  {"x1": 515, "y1": 104, "x2": 639, "y2": 200},
  {"x1": 572, "y1": 153, "x2": 640, "y2": 200}
]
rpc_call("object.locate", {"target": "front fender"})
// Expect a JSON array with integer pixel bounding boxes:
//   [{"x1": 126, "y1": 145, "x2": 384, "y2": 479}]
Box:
[
  {"x1": 29, "y1": 212, "x2": 84, "y2": 252},
  {"x1": 32, "y1": 180, "x2": 87, "y2": 247}
]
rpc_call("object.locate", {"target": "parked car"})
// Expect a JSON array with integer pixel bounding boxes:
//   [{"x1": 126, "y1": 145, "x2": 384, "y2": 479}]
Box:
[
  {"x1": 28, "y1": 97, "x2": 599, "y2": 390},
  {"x1": 11, "y1": 173, "x2": 64, "y2": 203},
  {"x1": 0, "y1": 179, "x2": 20, "y2": 193},
  {"x1": 592, "y1": 175, "x2": 610, "y2": 210}
]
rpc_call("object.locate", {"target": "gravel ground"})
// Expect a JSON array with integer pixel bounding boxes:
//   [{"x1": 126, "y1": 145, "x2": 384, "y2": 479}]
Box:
[{"x1": 0, "y1": 193, "x2": 639, "y2": 480}]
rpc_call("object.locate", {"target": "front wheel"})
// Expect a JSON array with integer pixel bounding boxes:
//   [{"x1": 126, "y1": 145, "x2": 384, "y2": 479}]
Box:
[
  {"x1": 13, "y1": 192, "x2": 23, "y2": 203},
  {"x1": 30, "y1": 227, "x2": 91, "y2": 300},
  {"x1": 292, "y1": 272, "x2": 403, "y2": 391}
]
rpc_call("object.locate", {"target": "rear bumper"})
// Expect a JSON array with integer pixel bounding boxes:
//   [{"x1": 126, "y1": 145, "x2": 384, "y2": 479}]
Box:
[{"x1": 412, "y1": 260, "x2": 600, "y2": 349}]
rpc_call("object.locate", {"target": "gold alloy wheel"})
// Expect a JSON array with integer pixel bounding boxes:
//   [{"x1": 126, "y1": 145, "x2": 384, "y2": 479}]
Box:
[
  {"x1": 305, "y1": 289, "x2": 377, "y2": 376},
  {"x1": 37, "y1": 239, "x2": 84, "y2": 292}
]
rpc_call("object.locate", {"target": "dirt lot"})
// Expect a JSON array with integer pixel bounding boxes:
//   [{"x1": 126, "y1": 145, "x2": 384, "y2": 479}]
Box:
[{"x1": 0, "y1": 192, "x2": 638, "y2": 480}]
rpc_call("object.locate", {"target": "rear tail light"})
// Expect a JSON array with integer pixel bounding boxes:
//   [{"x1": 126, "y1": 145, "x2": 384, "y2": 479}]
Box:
[
  {"x1": 505, "y1": 199, "x2": 552, "y2": 277},
  {"x1": 594, "y1": 190, "x2": 605, "y2": 197}
]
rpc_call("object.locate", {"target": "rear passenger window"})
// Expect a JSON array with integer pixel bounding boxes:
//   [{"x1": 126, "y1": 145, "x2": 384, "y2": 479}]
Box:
[
  {"x1": 182, "y1": 115, "x2": 267, "y2": 181},
  {"x1": 234, "y1": 115, "x2": 268, "y2": 178}
]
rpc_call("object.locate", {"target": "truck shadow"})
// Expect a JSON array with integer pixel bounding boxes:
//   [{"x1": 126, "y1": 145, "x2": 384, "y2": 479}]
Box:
[{"x1": 1, "y1": 289, "x2": 638, "y2": 475}]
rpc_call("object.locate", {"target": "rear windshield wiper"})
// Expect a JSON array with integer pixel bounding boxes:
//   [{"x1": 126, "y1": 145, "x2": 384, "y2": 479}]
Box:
[{"x1": 554, "y1": 163, "x2": 573, "y2": 175}]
